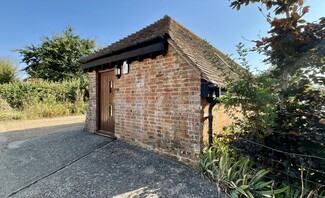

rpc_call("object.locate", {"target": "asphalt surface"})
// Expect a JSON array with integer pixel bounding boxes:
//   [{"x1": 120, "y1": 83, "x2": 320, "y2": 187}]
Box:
[{"x1": 0, "y1": 122, "x2": 223, "y2": 198}]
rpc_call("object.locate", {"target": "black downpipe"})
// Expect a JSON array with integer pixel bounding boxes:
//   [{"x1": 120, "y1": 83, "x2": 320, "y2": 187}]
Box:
[
  {"x1": 208, "y1": 99, "x2": 219, "y2": 146},
  {"x1": 206, "y1": 85, "x2": 220, "y2": 146}
]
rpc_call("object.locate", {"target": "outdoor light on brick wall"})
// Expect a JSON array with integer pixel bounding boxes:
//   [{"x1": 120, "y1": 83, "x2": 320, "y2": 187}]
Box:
[
  {"x1": 206, "y1": 84, "x2": 219, "y2": 103},
  {"x1": 115, "y1": 65, "x2": 121, "y2": 79}
]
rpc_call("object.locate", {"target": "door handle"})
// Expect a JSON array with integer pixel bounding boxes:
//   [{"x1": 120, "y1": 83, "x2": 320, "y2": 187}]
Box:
[{"x1": 109, "y1": 105, "x2": 113, "y2": 116}]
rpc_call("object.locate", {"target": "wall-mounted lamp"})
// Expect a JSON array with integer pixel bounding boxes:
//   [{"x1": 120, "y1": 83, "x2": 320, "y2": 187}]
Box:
[
  {"x1": 206, "y1": 84, "x2": 219, "y2": 103},
  {"x1": 115, "y1": 65, "x2": 121, "y2": 79}
]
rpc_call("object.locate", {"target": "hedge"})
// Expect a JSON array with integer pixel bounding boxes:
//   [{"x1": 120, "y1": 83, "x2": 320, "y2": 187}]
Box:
[{"x1": 0, "y1": 78, "x2": 88, "y2": 110}]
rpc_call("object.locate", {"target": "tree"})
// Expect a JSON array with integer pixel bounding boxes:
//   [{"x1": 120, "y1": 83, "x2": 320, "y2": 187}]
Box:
[
  {"x1": 228, "y1": 0, "x2": 325, "y2": 130},
  {"x1": 0, "y1": 57, "x2": 17, "y2": 84},
  {"x1": 16, "y1": 27, "x2": 96, "y2": 81},
  {"x1": 230, "y1": 0, "x2": 325, "y2": 115},
  {"x1": 223, "y1": 0, "x2": 325, "y2": 192}
]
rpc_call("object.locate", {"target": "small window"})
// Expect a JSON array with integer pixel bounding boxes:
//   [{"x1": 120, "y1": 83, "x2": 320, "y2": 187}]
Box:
[{"x1": 109, "y1": 81, "x2": 113, "y2": 93}]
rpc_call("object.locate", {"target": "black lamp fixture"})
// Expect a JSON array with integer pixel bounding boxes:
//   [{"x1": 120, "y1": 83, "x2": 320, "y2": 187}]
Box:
[
  {"x1": 115, "y1": 65, "x2": 121, "y2": 79},
  {"x1": 206, "y1": 84, "x2": 219, "y2": 103}
]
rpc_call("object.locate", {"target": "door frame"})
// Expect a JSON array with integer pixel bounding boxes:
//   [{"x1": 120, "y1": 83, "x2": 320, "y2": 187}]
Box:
[{"x1": 96, "y1": 68, "x2": 116, "y2": 138}]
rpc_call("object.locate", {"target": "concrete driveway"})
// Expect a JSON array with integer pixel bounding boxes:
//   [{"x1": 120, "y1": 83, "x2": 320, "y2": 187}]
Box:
[{"x1": 0, "y1": 121, "x2": 222, "y2": 198}]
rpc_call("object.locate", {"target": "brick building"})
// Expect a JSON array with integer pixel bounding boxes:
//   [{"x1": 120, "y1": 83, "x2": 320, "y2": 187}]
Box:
[{"x1": 79, "y1": 15, "x2": 242, "y2": 167}]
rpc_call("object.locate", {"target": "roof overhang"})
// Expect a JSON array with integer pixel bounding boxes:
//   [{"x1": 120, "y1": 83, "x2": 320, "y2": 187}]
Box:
[{"x1": 80, "y1": 34, "x2": 168, "y2": 72}]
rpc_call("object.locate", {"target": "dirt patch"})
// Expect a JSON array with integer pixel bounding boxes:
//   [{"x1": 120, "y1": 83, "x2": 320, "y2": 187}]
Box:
[{"x1": 0, "y1": 115, "x2": 86, "y2": 133}]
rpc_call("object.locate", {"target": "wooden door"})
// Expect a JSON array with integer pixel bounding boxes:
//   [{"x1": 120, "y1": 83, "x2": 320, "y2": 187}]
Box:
[{"x1": 98, "y1": 70, "x2": 115, "y2": 137}]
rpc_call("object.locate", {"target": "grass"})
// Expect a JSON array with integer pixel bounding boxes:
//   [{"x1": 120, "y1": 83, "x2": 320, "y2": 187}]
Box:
[
  {"x1": 0, "y1": 111, "x2": 27, "y2": 121},
  {"x1": 25, "y1": 102, "x2": 88, "y2": 119}
]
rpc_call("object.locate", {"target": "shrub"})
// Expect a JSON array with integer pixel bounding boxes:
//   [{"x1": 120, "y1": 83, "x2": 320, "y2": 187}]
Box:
[
  {"x1": 221, "y1": 44, "x2": 325, "y2": 195},
  {"x1": 222, "y1": 44, "x2": 278, "y2": 139},
  {"x1": 23, "y1": 102, "x2": 88, "y2": 119},
  {"x1": 0, "y1": 97, "x2": 26, "y2": 121},
  {"x1": 0, "y1": 78, "x2": 88, "y2": 110},
  {"x1": 200, "y1": 138, "x2": 288, "y2": 197},
  {"x1": 69, "y1": 100, "x2": 88, "y2": 115},
  {"x1": 0, "y1": 58, "x2": 17, "y2": 84},
  {"x1": 0, "y1": 78, "x2": 88, "y2": 120},
  {"x1": 0, "y1": 97, "x2": 12, "y2": 111},
  {"x1": 24, "y1": 103, "x2": 71, "y2": 118}
]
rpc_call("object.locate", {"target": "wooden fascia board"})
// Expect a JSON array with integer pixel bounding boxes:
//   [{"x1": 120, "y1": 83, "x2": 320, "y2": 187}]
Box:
[{"x1": 82, "y1": 40, "x2": 166, "y2": 69}]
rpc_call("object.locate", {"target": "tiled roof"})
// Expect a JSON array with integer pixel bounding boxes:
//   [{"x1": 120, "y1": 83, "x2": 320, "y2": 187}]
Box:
[{"x1": 80, "y1": 15, "x2": 243, "y2": 86}]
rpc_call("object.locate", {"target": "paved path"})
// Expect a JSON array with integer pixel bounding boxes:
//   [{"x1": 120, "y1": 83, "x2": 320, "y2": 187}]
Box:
[{"x1": 0, "y1": 120, "x2": 223, "y2": 198}]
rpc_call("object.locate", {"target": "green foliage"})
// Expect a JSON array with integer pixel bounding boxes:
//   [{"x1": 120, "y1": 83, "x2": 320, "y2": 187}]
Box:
[
  {"x1": 222, "y1": 1, "x2": 325, "y2": 195},
  {"x1": 200, "y1": 138, "x2": 288, "y2": 197},
  {"x1": 0, "y1": 58, "x2": 17, "y2": 84},
  {"x1": 16, "y1": 27, "x2": 96, "y2": 81},
  {"x1": 222, "y1": 43, "x2": 278, "y2": 139},
  {"x1": 23, "y1": 103, "x2": 86, "y2": 119},
  {"x1": 230, "y1": 0, "x2": 301, "y2": 14},
  {"x1": 0, "y1": 78, "x2": 88, "y2": 120},
  {"x1": 277, "y1": 183, "x2": 325, "y2": 198},
  {"x1": 230, "y1": 0, "x2": 325, "y2": 116},
  {"x1": 0, "y1": 97, "x2": 26, "y2": 120},
  {"x1": 222, "y1": 44, "x2": 325, "y2": 195},
  {"x1": 265, "y1": 75, "x2": 325, "y2": 188},
  {"x1": 0, "y1": 111, "x2": 27, "y2": 121},
  {"x1": 278, "y1": 76, "x2": 324, "y2": 135},
  {"x1": 0, "y1": 97, "x2": 12, "y2": 111},
  {"x1": 0, "y1": 78, "x2": 88, "y2": 109}
]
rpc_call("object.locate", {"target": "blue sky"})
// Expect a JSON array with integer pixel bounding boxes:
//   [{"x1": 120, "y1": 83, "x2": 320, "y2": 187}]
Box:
[{"x1": 0, "y1": 0, "x2": 324, "y2": 78}]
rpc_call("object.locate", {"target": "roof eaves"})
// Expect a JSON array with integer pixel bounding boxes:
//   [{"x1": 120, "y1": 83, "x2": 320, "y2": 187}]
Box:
[
  {"x1": 79, "y1": 34, "x2": 169, "y2": 64},
  {"x1": 79, "y1": 16, "x2": 172, "y2": 64}
]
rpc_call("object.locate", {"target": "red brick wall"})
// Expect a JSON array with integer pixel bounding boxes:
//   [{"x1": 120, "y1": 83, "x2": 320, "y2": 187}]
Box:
[
  {"x1": 202, "y1": 100, "x2": 242, "y2": 144},
  {"x1": 114, "y1": 45, "x2": 202, "y2": 166},
  {"x1": 85, "y1": 71, "x2": 97, "y2": 133}
]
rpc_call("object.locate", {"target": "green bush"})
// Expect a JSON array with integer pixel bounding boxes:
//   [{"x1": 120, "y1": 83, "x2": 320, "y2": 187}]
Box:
[
  {"x1": 69, "y1": 100, "x2": 88, "y2": 115},
  {"x1": 220, "y1": 44, "x2": 325, "y2": 195},
  {"x1": 0, "y1": 102, "x2": 87, "y2": 121},
  {"x1": 200, "y1": 138, "x2": 288, "y2": 197},
  {"x1": 24, "y1": 103, "x2": 71, "y2": 118},
  {"x1": 0, "y1": 78, "x2": 88, "y2": 120},
  {"x1": 0, "y1": 97, "x2": 26, "y2": 120},
  {"x1": 0, "y1": 78, "x2": 88, "y2": 110},
  {"x1": 23, "y1": 102, "x2": 88, "y2": 119},
  {"x1": 0, "y1": 58, "x2": 17, "y2": 84},
  {"x1": 0, "y1": 97, "x2": 12, "y2": 111}
]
